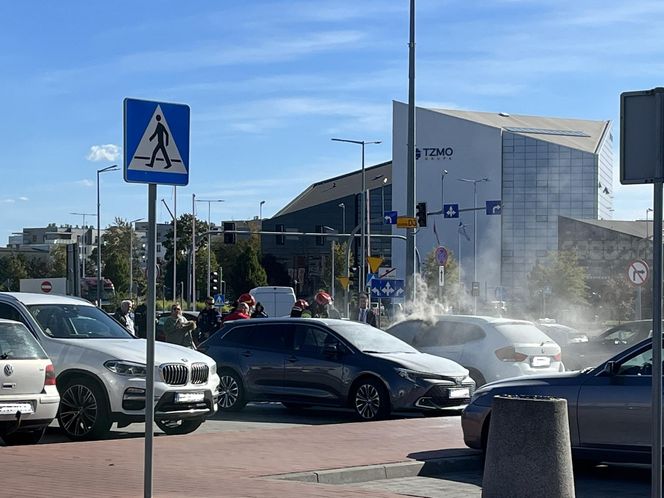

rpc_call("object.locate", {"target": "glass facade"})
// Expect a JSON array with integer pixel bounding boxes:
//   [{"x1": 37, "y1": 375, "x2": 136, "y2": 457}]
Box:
[{"x1": 501, "y1": 131, "x2": 613, "y2": 298}]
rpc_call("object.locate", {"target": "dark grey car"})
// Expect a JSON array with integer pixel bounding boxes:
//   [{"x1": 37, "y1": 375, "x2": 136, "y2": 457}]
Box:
[
  {"x1": 199, "y1": 318, "x2": 474, "y2": 421},
  {"x1": 462, "y1": 336, "x2": 662, "y2": 463}
]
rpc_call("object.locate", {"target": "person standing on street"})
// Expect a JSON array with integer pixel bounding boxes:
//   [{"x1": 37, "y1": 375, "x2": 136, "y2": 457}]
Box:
[
  {"x1": 251, "y1": 302, "x2": 268, "y2": 318},
  {"x1": 197, "y1": 297, "x2": 222, "y2": 342},
  {"x1": 354, "y1": 293, "x2": 377, "y2": 328},
  {"x1": 114, "y1": 300, "x2": 136, "y2": 336},
  {"x1": 164, "y1": 304, "x2": 197, "y2": 349}
]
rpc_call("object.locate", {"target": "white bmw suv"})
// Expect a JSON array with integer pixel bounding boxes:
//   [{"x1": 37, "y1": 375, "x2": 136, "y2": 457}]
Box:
[{"x1": 0, "y1": 293, "x2": 220, "y2": 440}]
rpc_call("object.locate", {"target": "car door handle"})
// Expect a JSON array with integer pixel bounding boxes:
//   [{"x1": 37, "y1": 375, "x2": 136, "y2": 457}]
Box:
[
  {"x1": 287, "y1": 356, "x2": 298, "y2": 363},
  {"x1": 241, "y1": 350, "x2": 253, "y2": 357}
]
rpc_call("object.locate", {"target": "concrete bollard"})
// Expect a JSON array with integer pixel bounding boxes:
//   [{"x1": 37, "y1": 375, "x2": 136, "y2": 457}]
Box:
[{"x1": 482, "y1": 395, "x2": 575, "y2": 498}]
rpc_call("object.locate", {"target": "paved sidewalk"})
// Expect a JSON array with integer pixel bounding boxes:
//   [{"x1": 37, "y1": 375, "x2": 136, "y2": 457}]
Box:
[{"x1": 0, "y1": 416, "x2": 475, "y2": 497}]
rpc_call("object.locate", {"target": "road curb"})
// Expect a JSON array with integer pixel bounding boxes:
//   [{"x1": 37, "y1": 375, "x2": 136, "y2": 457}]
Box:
[{"x1": 268, "y1": 454, "x2": 483, "y2": 485}]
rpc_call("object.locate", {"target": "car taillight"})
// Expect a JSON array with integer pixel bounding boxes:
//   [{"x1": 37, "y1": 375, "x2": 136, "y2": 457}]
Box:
[
  {"x1": 553, "y1": 352, "x2": 561, "y2": 362},
  {"x1": 495, "y1": 346, "x2": 528, "y2": 362},
  {"x1": 44, "y1": 363, "x2": 56, "y2": 386}
]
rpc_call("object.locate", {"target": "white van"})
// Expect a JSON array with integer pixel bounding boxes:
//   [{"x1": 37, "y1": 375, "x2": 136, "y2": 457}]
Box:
[{"x1": 249, "y1": 286, "x2": 296, "y2": 318}]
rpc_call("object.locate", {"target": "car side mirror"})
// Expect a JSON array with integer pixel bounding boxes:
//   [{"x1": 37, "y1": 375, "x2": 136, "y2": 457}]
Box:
[
  {"x1": 602, "y1": 360, "x2": 618, "y2": 376},
  {"x1": 323, "y1": 343, "x2": 339, "y2": 357}
]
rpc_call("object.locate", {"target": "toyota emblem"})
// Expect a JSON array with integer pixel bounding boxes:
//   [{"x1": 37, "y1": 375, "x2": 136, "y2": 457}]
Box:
[{"x1": 4, "y1": 364, "x2": 13, "y2": 376}]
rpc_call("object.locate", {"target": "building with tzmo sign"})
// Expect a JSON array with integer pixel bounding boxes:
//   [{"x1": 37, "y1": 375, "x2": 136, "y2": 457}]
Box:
[{"x1": 391, "y1": 102, "x2": 613, "y2": 305}]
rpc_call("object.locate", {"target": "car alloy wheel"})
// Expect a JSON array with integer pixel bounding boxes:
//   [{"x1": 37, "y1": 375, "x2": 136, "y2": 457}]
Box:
[
  {"x1": 352, "y1": 378, "x2": 390, "y2": 421},
  {"x1": 217, "y1": 370, "x2": 246, "y2": 412},
  {"x1": 355, "y1": 383, "x2": 381, "y2": 419},
  {"x1": 57, "y1": 378, "x2": 111, "y2": 440}
]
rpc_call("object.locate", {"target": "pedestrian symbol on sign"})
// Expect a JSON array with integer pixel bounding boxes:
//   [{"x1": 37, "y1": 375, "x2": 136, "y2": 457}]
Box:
[{"x1": 146, "y1": 115, "x2": 172, "y2": 169}]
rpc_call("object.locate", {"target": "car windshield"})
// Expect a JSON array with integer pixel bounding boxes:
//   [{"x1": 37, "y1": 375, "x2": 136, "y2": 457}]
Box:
[
  {"x1": 495, "y1": 322, "x2": 554, "y2": 343},
  {"x1": 28, "y1": 304, "x2": 135, "y2": 339},
  {"x1": 0, "y1": 322, "x2": 48, "y2": 359},
  {"x1": 332, "y1": 322, "x2": 418, "y2": 354}
]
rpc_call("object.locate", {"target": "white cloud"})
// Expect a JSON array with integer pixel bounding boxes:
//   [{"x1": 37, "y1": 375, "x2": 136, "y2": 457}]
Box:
[
  {"x1": 2, "y1": 199, "x2": 15, "y2": 204},
  {"x1": 86, "y1": 144, "x2": 120, "y2": 162},
  {"x1": 75, "y1": 179, "x2": 94, "y2": 188},
  {"x1": 18, "y1": 196, "x2": 28, "y2": 201}
]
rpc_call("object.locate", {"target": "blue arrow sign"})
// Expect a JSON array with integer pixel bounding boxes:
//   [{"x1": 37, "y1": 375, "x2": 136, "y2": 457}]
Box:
[
  {"x1": 486, "y1": 200, "x2": 502, "y2": 215},
  {"x1": 124, "y1": 98, "x2": 190, "y2": 186},
  {"x1": 384, "y1": 211, "x2": 398, "y2": 225},
  {"x1": 370, "y1": 279, "x2": 406, "y2": 299},
  {"x1": 443, "y1": 204, "x2": 459, "y2": 218}
]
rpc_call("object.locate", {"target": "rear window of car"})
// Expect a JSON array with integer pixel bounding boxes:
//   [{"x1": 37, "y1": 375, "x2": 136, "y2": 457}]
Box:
[
  {"x1": 0, "y1": 322, "x2": 48, "y2": 360},
  {"x1": 494, "y1": 322, "x2": 553, "y2": 343}
]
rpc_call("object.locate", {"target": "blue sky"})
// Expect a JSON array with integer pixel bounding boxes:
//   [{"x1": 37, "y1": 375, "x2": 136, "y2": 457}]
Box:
[{"x1": 1, "y1": 0, "x2": 662, "y2": 240}]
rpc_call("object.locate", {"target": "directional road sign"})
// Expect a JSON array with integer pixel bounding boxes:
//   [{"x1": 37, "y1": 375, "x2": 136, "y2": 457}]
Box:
[
  {"x1": 443, "y1": 204, "x2": 459, "y2": 218},
  {"x1": 384, "y1": 211, "x2": 398, "y2": 225},
  {"x1": 486, "y1": 200, "x2": 502, "y2": 215},
  {"x1": 370, "y1": 279, "x2": 406, "y2": 299},
  {"x1": 124, "y1": 98, "x2": 190, "y2": 186},
  {"x1": 397, "y1": 216, "x2": 417, "y2": 228},
  {"x1": 627, "y1": 259, "x2": 649, "y2": 286}
]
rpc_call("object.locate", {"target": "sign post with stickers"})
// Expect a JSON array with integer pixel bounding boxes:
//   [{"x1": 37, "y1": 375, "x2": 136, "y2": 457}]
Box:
[{"x1": 124, "y1": 98, "x2": 190, "y2": 498}]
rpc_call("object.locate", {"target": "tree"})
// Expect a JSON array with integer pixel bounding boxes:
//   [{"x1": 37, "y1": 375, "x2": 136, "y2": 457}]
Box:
[
  {"x1": 227, "y1": 243, "x2": 267, "y2": 296},
  {"x1": 162, "y1": 214, "x2": 216, "y2": 301},
  {"x1": 527, "y1": 251, "x2": 588, "y2": 319},
  {"x1": 0, "y1": 253, "x2": 28, "y2": 290},
  {"x1": 600, "y1": 276, "x2": 635, "y2": 322},
  {"x1": 320, "y1": 241, "x2": 348, "y2": 297}
]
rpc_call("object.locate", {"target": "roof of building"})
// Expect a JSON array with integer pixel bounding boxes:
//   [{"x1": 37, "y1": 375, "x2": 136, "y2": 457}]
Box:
[
  {"x1": 561, "y1": 216, "x2": 652, "y2": 239},
  {"x1": 274, "y1": 161, "x2": 392, "y2": 217},
  {"x1": 422, "y1": 107, "x2": 610, "y2": 154}
]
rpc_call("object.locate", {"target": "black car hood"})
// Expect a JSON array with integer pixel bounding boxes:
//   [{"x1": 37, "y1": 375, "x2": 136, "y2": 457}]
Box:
[
  {"x1": 480, "y1": 371, "x2": 584, "y2": 391},
  {"x1": 366, "y1": 351, "x2": 468, "y2": 377}
]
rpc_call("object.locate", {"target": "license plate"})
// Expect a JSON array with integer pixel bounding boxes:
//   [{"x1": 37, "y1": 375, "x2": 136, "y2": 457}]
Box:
[
  {"x1": 448, "y1": 388, "x2": 470, "y2": 399},
  {"x1": 531, "y1": 356, "x2": 551, "y2": 367},
  {"x1": 175, "y1": 392, "x2": 204, "y2": 403},
  {"x1": 0, "y1": 402, "x2": 34, "y2": 415}
]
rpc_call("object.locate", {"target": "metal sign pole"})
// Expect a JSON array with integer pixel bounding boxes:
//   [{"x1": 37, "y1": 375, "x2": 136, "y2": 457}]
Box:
[{"x1": 144, "y1": 184, "x2": 157, "y2": 498}]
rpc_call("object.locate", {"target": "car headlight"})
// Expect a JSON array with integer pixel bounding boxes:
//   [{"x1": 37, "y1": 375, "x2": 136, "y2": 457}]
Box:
[
  {"x1": 209, "y1": 362, "x2": 217, "y2": 376},
  {"x1": 104, "y1": 360, "x2": 147, "y2": 377},
  {"x1": 395, "y1": 367, "x2": 419, "y2": 382}
]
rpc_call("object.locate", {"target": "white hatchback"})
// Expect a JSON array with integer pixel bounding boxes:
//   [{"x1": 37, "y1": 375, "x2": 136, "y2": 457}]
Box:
[
  {"x1": 0, "y1": 293, "x2": 219, "y2": 441},
  {"x1": 386, "y1": 315, "x2": 564, "y2": 386},
  {"x1": 0, "y1": 319, "x2": 59, "y2": 445}
]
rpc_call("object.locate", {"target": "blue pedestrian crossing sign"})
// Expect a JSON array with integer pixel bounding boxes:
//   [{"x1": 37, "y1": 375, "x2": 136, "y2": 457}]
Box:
[
  {"x1": 370, "y1": 279, "x2": 406, "y2": 299},
  {"x1": 214, "y1": 293, "x2": 225, "y2": 306},
  {"x1": 124, "y1": 98, "x2": 190, "y2": 186},
  {"x1": 443, "y1": 204, "x2": 459, "y2": 218},
  {"x1": 384, "y1": 211, "x2": 398, "y2": 225},
  {"x1": 486, "y1": 200, "x2": 502, "y2": 215}
]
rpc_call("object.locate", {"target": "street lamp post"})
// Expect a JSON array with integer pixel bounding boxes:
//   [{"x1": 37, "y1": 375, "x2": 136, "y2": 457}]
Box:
[
  {"x1": 259, "y1": 200, "x2": 266, "y2": 220},
  {"x1": 70, "y1": 212, "x2": 96, "y2": 279},
  {"x1": 458, "y1": 177, "x2": 489, "y2": 314},
  {"x1": 338, "y1": 203, "x2": 346, "y2": 233},
  {"x1": 96, "y1": 164, "x2": 119, "y2": 307},
  {"x1": 441, "y1": 169, "x2": 448, "y2": 213},
  {"x1": 195, "y1": 198, "x2": 224, "y2": 297},
  {"x1": 331, "y1": 138, "x2": 381, "y2": 292},
  {"x1": 161, "y1": 197, "x2": 178, "y2": 303},
  {"x1": 129, "y1": 218, "x2": 145, "y2": 300}
]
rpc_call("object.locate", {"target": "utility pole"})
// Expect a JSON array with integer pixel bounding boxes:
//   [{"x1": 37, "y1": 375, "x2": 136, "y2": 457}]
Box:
[{"x1": 406, "y1": 0, "x2": 417, "y2": 301}]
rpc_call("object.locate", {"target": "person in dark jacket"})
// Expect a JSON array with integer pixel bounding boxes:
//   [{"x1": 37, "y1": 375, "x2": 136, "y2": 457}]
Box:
[
  {"x1": 353, "y1": 292, "x2": 377, "y2": 327},
  {"x1": 196, "y1": 297, "x2": 222, "y2": 342},
  {"x1": 251, "y1": 302, "x2": 268, "y2": 318}
]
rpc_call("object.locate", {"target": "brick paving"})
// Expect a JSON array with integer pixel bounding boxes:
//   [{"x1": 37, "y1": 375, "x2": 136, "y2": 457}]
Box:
[{"x1": 0, "y1": 416, "x2": 473, "y2": 497}]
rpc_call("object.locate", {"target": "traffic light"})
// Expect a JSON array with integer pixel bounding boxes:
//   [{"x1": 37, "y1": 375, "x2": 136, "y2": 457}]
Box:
[
  {"x1": 209, "y1": 271, "x2": 219, "y2": 295},
  {"x1": 223, "y1": 222, "x2": 236, "y2": 244},
  {"x1": 276, "y1": 223, "x2": 285, "y2": 245},
  {"x1": 416, "y1": 202, "x2": 427, "y2": 227}
]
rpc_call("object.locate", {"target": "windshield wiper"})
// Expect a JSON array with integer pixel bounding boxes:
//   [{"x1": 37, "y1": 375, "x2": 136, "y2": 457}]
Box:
[
  {"x1": 362, "y1": 350, "x2": 385, "y2": 354},
  {"x1": 0, "y1": 353, "x2": 8, "y2": 359}
]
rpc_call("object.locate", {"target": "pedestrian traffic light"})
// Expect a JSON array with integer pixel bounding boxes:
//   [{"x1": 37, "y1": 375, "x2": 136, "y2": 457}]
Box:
[
  {"x1": 276, "y1": 223, "x2": 285, "y2": 245},
  {"x1": 223, "y1": 222, "x2": 236, "y2": 244},
  {"x1": 416, "y1": 202, "x2": 427, "y2": 227},
  {"x1": 209, "y1": 271, "x2": 219, "y2": 295}
]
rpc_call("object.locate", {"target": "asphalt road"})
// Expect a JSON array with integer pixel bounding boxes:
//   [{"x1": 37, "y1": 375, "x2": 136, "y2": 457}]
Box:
[{"x1": 39, "y1": 402, "x2": 464, "y2": 444}]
